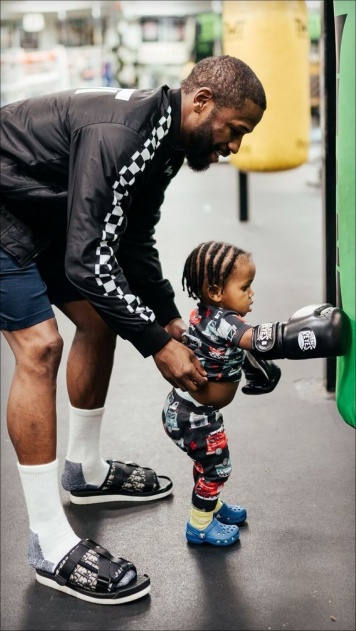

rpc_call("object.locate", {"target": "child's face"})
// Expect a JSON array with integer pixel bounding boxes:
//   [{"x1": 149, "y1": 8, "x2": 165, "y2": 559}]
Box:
[{"x1": 204, "y1": 255, "x2": 255, "y2": 317}]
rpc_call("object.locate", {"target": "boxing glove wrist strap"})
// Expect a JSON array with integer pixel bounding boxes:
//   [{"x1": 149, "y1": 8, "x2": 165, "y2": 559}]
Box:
[{"x1": 251, "y1": 322, "x2": 285, "y2": 360}]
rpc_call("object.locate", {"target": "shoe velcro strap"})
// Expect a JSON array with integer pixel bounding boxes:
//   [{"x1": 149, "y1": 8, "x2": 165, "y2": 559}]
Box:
[
  {"x1": 56, "y1": 540, "x2": 93, "y2": 585},
  {"x1": 81, "y1": 539, "x2": 137, "y2": 590},
  {"x1": 87, "y1": 540, "x2": 114, "y2": 559},
  {"x1": 141, "y1": 467, "x2": 157, "y2": 490},
  {"x1": 109, "y1": 461, "x2": 158, "y2": 492},
  {"x1": 96, "y1": 554, "x2": 111, "y2": 592}
]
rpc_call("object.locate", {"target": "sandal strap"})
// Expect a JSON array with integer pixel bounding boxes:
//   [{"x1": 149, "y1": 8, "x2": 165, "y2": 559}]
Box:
[
  {"x1": 138, "y1": 466, "x2": 157, "y2": 491},
  {"x1": 97, "y1": 551, "x2": 112, "y2": 592},
  {"x1": 56, "y1": 540, "x2": 92, "y2": 585},
  {"x1": 103, "y1": 460, "x2": 158, "y2": 493},
  {"x1": 56, "y1": 539, "x2": 136, "y2": 592}
]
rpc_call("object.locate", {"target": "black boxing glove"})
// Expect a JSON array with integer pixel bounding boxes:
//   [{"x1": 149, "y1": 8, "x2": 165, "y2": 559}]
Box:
[
  {"x1": 250, "y1": 304, "x2": 350, "y2": 360},
  {"x1": 241, "y1": 352, "x2": 281, "y2": 395}
]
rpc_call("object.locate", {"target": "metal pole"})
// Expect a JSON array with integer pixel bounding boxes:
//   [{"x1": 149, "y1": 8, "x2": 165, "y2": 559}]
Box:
[
  {"x1": 238, "y1": 170, "x2": 248, "y2": 221},
  {"x1": 320, "y1": 1, "x2": 337, "y2": 391}
]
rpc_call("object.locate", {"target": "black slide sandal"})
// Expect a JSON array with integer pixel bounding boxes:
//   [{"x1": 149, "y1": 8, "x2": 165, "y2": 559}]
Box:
[
  {"x1": 35, "y1": 539, "x2": 150, "y2": 605},
  {"x1": 70, "y1": 460, "x2": 173, "y2": 505}
]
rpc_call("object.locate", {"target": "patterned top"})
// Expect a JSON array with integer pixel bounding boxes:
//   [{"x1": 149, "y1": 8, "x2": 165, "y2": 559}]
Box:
[{"x1": 184, "y1": 303, "x2": 252, "y2": 382}]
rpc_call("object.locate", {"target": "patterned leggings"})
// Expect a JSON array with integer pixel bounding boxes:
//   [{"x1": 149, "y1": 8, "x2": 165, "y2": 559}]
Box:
[{"x1": 162, "y1": 388, "x2": 232, "y2": 512}]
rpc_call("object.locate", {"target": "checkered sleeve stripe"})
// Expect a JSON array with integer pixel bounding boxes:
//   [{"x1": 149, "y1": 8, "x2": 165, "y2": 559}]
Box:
[{"x1": 94, "y1": 106, "x2": 172, "y2": 321}]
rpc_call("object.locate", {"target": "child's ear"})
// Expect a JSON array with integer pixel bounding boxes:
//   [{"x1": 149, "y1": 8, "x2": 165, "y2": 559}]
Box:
[{"x1": 208, "y1": 284, "x2": 223, "y2": 303}]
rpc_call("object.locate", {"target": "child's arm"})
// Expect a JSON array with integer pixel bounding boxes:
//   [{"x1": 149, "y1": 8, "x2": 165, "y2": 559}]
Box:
[{"x1": 239, "y1": 304, "x2": 350, "y2": 360}]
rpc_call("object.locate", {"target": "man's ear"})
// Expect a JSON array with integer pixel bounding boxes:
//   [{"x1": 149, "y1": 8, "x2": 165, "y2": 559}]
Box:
[
  {"x1": 193, "y1": 87, "x2": 214, "y2": 113},
  {"x1": 207, "y1": 284, "x2": 223, "y2": 303}
]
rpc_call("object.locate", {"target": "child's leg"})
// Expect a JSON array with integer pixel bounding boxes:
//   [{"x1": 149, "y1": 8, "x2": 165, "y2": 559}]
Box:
[
  {"x1": 188, "y1": 409, "x2": 231, "y2": 519},
  {"x1": 162, "y1": 389, "x2": 241, "y2": 546},
  {"x1": 162, "y1": 389, "x2": 231, "y2": 515}
]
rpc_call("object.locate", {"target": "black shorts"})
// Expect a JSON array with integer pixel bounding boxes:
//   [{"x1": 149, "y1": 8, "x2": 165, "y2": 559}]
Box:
[{"x1": 0, "y1": 243, "x2": 83, "y2": 331}]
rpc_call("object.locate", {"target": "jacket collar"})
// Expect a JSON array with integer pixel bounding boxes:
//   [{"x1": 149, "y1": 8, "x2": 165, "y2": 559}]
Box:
[{"x1": 167, "y1": 88, "x2": 184, "y2": 151}]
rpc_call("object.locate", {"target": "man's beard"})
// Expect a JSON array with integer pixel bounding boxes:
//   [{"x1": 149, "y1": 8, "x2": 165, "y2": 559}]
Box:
[{"x1": 185, "y1": 117, "x2": 215, "y2": 172}]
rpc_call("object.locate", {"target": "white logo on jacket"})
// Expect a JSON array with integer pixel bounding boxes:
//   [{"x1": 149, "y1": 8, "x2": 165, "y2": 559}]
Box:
[{"x1": 164, "y1": 161, "x2": 173, "y2": 177}]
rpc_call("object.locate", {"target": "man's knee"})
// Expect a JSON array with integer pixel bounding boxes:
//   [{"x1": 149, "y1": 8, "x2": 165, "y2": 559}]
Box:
[{"x1": 14, "y1": 323, "x2": 64, "y2": 376}]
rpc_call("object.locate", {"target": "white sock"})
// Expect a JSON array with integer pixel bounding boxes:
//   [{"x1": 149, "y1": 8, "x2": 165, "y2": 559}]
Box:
[
  {"x1": 66, "y1": 404, "x2": 110, "y2": 486},
  {"x1": 18, "y1": 460, "x2": 80, "y2": 568}
]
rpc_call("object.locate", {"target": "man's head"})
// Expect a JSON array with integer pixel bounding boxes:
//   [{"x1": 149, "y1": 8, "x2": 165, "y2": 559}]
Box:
[{"x1": 180, "y1": 56, "x2": 266, "y2": 172}]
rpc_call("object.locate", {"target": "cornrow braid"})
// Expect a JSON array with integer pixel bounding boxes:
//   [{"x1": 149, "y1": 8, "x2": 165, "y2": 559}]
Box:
[
  {"x1": 197, "y1": 242, "x2": 212, "y2": 291},
  {"x1": 208, "y1": 242, "x2": 231, "y2": 287},
  {"x1": 182, "y1": 241, "x2": 250, "y2": 300}
]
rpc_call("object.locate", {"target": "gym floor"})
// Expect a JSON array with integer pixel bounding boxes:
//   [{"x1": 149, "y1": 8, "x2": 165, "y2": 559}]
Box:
[{"x1": 1, "y1": 140, "x2": 355, "y2": 631}]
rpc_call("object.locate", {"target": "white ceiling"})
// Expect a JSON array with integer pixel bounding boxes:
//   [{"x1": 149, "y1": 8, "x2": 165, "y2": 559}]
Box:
[
  {"x1": 1, "y1": 1, "x2": 218, "y2": 19},
  {"x1": 1, "y1": 1, "x2": 95, "y2": 17},
  {"x1": 120, "y1": 1, "x2": 218, "y2": 17}
]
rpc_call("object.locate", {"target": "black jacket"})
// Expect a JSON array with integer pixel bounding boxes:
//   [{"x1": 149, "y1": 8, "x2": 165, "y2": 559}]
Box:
[{"x1": 0, "y1": 86, "x2": 186, "y2": 356}]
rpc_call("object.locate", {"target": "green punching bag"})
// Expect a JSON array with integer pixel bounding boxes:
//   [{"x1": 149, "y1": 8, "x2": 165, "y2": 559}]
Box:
[{"x1": 334, "y1": 1, "x2": 355, "y2": 428}]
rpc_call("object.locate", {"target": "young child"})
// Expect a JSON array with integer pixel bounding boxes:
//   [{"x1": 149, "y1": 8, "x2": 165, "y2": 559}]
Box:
[
  {"x1": 161, "y1": 241, "x2": 349, "y2": 547},
  {"x1": 162, "y1": 241, "x2": 256, "y2": 547}
]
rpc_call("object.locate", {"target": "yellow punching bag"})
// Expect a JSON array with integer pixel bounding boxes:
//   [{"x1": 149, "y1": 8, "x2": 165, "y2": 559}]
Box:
[{"x1": 222, "y1": 0, "x2": 311, "y2": 172}]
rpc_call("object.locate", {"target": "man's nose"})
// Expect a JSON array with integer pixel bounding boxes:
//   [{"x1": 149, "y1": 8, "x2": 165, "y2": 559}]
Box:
[{"x1": 228, "y1": 138, "x2": 242, "y2": 154}]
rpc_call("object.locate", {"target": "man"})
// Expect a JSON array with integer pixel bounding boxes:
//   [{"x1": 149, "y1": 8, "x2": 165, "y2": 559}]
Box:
[{"x1": 0, "y1": 56, "x2": 267, "y2": 604}]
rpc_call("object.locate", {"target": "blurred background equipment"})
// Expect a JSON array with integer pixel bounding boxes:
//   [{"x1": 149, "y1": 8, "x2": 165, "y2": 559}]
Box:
[
  {"x1": 222, "y1": 0, "x2": 311, "y2": 173},
  {"x1": 1, "y1": 1, "x2": 320, "y2": 108}
]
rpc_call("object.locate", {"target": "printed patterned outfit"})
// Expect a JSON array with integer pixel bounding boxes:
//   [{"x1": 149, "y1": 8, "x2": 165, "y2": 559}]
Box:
[{"x1": 162, "y1": 303, "x2": 252, "y2": 511}]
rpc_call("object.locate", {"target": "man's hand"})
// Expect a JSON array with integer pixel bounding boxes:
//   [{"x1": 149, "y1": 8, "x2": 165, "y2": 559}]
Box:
[
  {"x1": 164, "y1": 317, "x2": 188, "y2": 342},
  {"x1": 153, "y1": 338, "x2": 207, "y2": 391}
]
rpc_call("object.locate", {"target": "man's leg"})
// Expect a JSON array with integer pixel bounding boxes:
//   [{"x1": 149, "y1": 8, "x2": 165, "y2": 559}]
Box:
[
  {"x1": 1, "y1": 249, "x2": 149, "y2": 603},
  {"x1": 57, "y1": 300, "x2": 173, "y2": 503},
  {"x1": 59, "y1": 300, "x2": 115, "y2": 488},
  {"x1": 3, "y1": 319, "x2": 61, "y2": 465},
  {"x1": 3, "y1": 320, "x2": 81, "y2": 567},
  {"x1": 61, "y1": 300, "x2": 117, "y2": 409}
]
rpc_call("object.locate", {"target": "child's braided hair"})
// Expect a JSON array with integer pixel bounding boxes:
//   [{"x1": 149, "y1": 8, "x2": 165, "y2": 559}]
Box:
[{"x1": 182, "y1": 241, "x2": 251, "y2": 300}]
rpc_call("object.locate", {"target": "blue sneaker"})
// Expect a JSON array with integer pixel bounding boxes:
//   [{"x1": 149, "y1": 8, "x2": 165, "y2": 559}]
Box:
[
  {"x1": 214, "y1": 502, "x2": 247, "y2": 525},
  {"x1": 186, "y1": 517, "x2": 239, "y2": 546}
]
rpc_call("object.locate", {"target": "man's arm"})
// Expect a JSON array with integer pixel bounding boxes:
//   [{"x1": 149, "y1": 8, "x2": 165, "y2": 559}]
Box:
[
  {"x1": 118, "y1": 154, "x2": 185, "y2": 327},
  {"x1": 65, "y1": 124, "x2": 207, "y2": 388},
  {"x1": 65, "y1": 123, "x2": 172, "y2": 356},
  {"x1": 154, "y1": 337, "x2": 207, "y2": 391}
]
